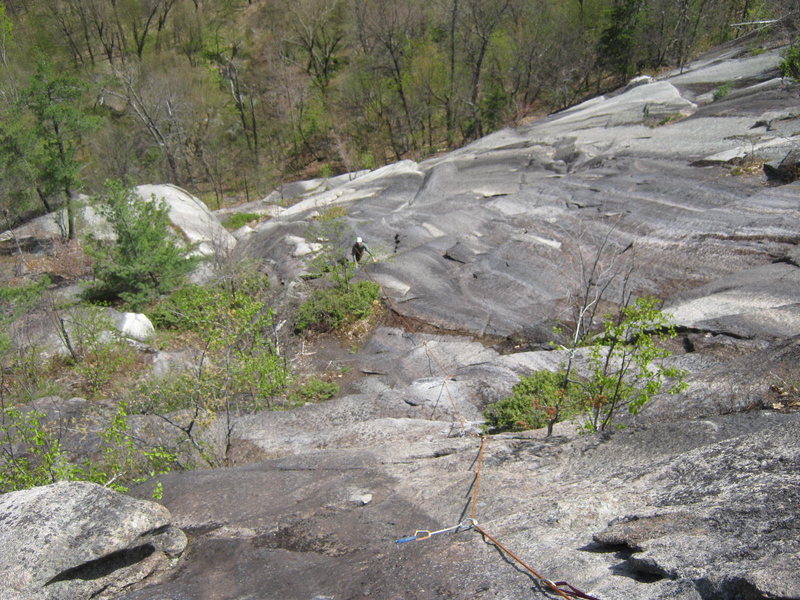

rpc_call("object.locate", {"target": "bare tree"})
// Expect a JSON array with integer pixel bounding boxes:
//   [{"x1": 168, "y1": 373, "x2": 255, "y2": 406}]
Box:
[{"x1": 461, "y1": 0, "x2": 513, "y2": 138}]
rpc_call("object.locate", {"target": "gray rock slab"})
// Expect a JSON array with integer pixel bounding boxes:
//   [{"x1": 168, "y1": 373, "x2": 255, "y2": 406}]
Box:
[
  {"x1": 238, "y1": 56, "x2": 799, "y2": 342},
  {"x1": 664, "y1": 262, "x2": 800, "y2": 338},
  {"x1": 642, "y1": 335, "x2": 800, "y2": 421},
  {"x1": 593, "y1": 419, "x2": 800, "y2": 598},
  {"x1": 0, "y1": 481, "x2": 186, "y2": 600},
  {"x1": 123, "y1": 410, "x2": 800, "y2": 600},
  {"x1": 665, "y1": 48, "x2": 782, "y2": 85}
]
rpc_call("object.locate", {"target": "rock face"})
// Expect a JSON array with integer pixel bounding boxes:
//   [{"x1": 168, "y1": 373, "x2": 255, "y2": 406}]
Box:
[
  {"x1": 237, "y1": 44, "x2": 799, "y2": 344},
  {"x1": 111, "y1": 39, "x2": 800, "y2": 600},
  {"x1": 5, "y1": 38, "x2": 800, "y2": 600},
  {"x1": 119, "y1": 413, "x2": 800, "y2": 600},
  {"x1": 0, "y1": 481, "x2": 186, "y2": 600}
]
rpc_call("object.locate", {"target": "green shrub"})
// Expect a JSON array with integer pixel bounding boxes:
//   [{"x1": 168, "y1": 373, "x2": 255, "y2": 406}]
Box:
[
  {"x1": 316, "y1": 205, "x2": 347, "y2": 221},
  {"x1": 148, "y1": 283, "x2": 220, "y2": 331},
  {"x1": 484, "y1": 370, "x2": 581, "y2": 433},
  {"x1": 0, "y1": 402, "x2": 175, "y2": 494},
  {"x1": 63, "y1": 306, "x2": 138, "y2": 397},
  {"x1": 779, "y1": 46, "x2": 800, "y2": 81},
  {"x1": 139, "y1": 274, "x2": 289, "y2": 460},
  {"x1": 83, "y1": 180, "x2": 199, "y2": 309},
  {"x1": 223, "y1": 212, "x2": 261, "y2": 230},
  {"x1": 295, "y1": 280, "x2": 380, "y2": 333},
  {"x1": 287, "y1": 377, "x2": 339, "y2": 406},
  {"x1": 148, "y1": 273, "x2": 270, "y2": 331},
  {"x1": 713, "y1": 81, "x2": 732, "y2": 101},
  {"x1": 580, "y1": 297, "x2": 687, "y2": 432},
  {"x1": 0, "y1": 276, "x2": 49, "y2": 355}
]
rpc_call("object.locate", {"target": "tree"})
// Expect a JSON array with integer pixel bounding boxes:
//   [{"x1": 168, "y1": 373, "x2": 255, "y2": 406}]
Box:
[
  {"x1": 484, "y1": 369, "x2": 582, "y2": 434},
  {"x1": 20, "y1": 56, "x2": 99, "y2": 239},
  {"x1": 84, "y1": 180, "x2": 199, "y2": 308},
  {"x1": 581, "y1": 297, "x2": 686, "y2": 431},
  {"x1": 285, "y1": 0, "x2": 345, "y2": 96},
  {"x1": 460, "y1": 0, "x2": 513, "y2": 138},
  {"x1": 597, "y1": 0, "x2": 645, "y2": 83}
]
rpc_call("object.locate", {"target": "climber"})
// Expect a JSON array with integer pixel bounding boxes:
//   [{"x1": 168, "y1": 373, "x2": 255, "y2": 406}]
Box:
[{"x1": 351, "y1": 237, "x2": 374, "y2": 264}]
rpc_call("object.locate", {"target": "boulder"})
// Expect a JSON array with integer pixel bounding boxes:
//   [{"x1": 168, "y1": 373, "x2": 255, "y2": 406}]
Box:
[
  {"x1": 109, "y1": 311, "x2": 155, "y2": 342},
  {"x1": 0, "y1": 481, "x2": 186, "y2": 600},
  {"x1": 134, "y1": 184, "x2": 235, "y2": 258},
  {"x1": 764, "y1": 148, "x2": 800, "y2": 182}
]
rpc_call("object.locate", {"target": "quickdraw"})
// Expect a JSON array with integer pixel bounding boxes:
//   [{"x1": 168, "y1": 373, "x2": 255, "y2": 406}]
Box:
[{"x1": 395, "y1": 518, "x2": 477, "y2": 544}]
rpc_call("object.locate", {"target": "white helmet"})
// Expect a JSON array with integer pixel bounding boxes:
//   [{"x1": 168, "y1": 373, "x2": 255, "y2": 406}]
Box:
[{"x1": 356, "y1": 237, "x2": 363, "y2": 243}]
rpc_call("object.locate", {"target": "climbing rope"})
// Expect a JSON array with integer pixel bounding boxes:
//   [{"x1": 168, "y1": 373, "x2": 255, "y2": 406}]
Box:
[
  {"x1": 470, "y1": 436, "x2": 487, "y2": 520},
  {"x1": 359, "y1": 253, "x2": 597, "y2": 598},
  {"x1": 397, "y1": 437, "x2": 600, "y2": 600}
]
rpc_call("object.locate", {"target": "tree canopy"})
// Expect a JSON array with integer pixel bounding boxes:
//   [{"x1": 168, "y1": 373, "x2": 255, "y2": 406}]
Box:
[{"x1": 0, "y1": 0, "x2": 792, "y2": 224}]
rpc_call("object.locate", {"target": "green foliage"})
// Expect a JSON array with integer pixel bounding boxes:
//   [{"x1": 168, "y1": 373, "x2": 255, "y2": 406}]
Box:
[
  {"x1": 287, "y1": 377, "x2": 340, "y2": 406},
  {"x1": 484, "y1": 370, "x2": 581, "y2": 433},
  {"x1": 0, "y1": 0, "x2": 758, "y2": 200},
  {"x1": 316, "y1": 205, "x2": 348, "y2": 221},
  {"x1": 0, "y1": 401, "x2": 175, "y2": 495},
  {"x1": 779, "y1": 46, "x2": 800, "y2": 81},
  {"x1": 83, "y1": 180, "x2": 199, "y2": 309},
  {"x1": 305, "y1": 215, "x2": 357, "y2": 288},
  {"x1": 0, "y1": 114, "x2": 43, "y2": 223},
  {"x1": 479, "y1": 83, "x2": 511, "y2": 133},
  {"x1": 143, "y1": 274, "x2": 289, "y2": 419},
  {"x1": 17, "y1": 56, "x2": 100, "y2": 237},
  {"x1": 298, "y1": 214, "x2": 380, "y2": 333},
  {"x1": 222, "y1": 212, "x2": 262, "y2": 230},
  {"x1": 295, "y1": 281, "x2": 380, "y2": 333},
  {"x1": 64, "y1": 306, "x2": 138, "y2": 397},
  {"x1": 0, "y1": 405, "x2": 74, "y2": 493},
  {"x1": 0, "y1": 277, "x2": 49, "y2": 356},
  {"x1": 148, "y1": 283, "x2": 219, "y2": 331},
  {"x1": 597, "y1": 0, "x2": 645, "y2": 81},
  {"x1": 581, "y1": 297, "x2": 686, "y2": 432},
  {"x1": 712, "y1": 81, "x2": 733, "y2": 100},
  {"x1": 0, "y1": 277, "x2": 60, "y2": 402}
]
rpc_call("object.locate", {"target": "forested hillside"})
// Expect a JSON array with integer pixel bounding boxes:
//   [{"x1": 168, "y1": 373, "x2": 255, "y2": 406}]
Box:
[{"x1": 0, "y1": 0, "x2": 793, "y2": 225}]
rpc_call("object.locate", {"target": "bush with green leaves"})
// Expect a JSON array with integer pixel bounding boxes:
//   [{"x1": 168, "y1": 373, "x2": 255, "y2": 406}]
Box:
[
  {"x1": 484, "y1": 370, "x2": 581, "y2": 434},
  {"x1": 287, "y1": 377, "x2": 340, "y2": 406},
  {"x1": 487, "y1": 298, "x2": 687, "y2": 435},
  {"x1": 83, "y1": 180, "x2": 199, "y2": 309},
  {"x1": 55, "y1": 305, "x2": 139, "y2": 397},
  {"x1": 223, "y1": 212, "x2": 262, "y2": 230},
  {"x1": 297, "y1": 214, "x2": 381, "y2": 333},
  {"x1": 580, "y1": 297, "x2": 686, "y2": 432},
  {"x1": 0, "y1": 401, "x2": 175, "y2": 495},
  {"x1": 136, "y1": 275, "x2": 290, "y2": 465},
  {"x1": 0, "y1": 276, "x2": 49, "y2": 355},
  {"x1": 304, "y1": 214, "x2": 357, "y2": 288},
  {"x1": 779, "y1": 46, "x2": 800, "y2": 81},
  {"x1": 147, "y1": 276, "x2": 289, "y2": 408},
  {"x1": 713, "y1": 81, "x2": 732, "y2": 100},
  {"x1": 0, "y1": 277, "x2": 60, "y2": 401},
  {"x1": 295, "y1": 280, "x2": 380, "y2": 333}
]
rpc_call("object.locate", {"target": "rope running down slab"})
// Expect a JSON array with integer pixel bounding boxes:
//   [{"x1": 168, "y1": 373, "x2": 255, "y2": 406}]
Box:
[{"x1": 358, "y1": 262, "x2": 597, "y2": 598}]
